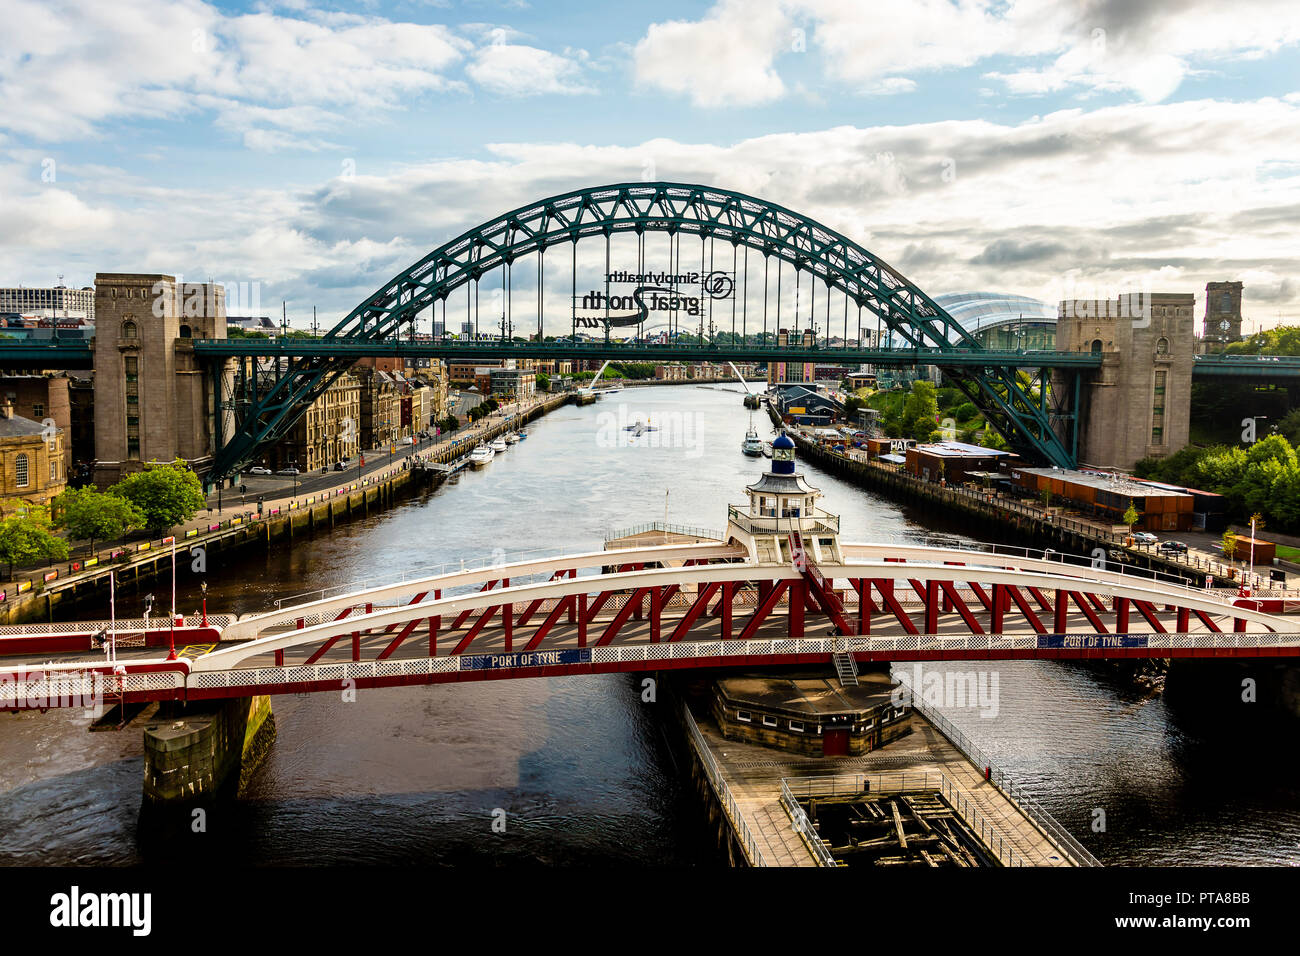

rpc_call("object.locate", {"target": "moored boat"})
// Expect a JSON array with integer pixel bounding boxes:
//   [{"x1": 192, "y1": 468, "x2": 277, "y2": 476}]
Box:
[{"x1": 468, "y1": 445, "x2": 495, "y2": 468}]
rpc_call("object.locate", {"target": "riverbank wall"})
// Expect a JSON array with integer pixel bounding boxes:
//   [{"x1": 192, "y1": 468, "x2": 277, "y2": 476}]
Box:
[{"x1": 0, "y1": 393, "x2": 571, "y2": 627}]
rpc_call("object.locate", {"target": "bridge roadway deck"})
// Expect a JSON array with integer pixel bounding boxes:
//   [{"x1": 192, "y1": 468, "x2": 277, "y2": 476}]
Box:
[
  {"x1": 690, "y1": 701, "x2": 1073, "y2": 867},
  {"x1": 4, "y1": 584, "x2": 1267, "y2": 674}
]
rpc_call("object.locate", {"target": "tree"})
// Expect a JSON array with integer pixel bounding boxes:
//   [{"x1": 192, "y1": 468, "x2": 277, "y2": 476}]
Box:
[
  {"x1": 52, "y1": 485, "x2": 144, "y2": 552},
  {"x1": 901, "y1": 380, "x2": 940, "y2": 442},
  {"x1": 1122, "y1": 500, "x2": 1141, "y2": 534},
  {"x1": 0, "y1": 505, "x2": 69, "y2": 578},
  {"x1": 110, "y1": 461, "x2": 206, "y2": 534},
  {"x1": 1222, "y1": 529, "x2": 1238, "y2": 563}
]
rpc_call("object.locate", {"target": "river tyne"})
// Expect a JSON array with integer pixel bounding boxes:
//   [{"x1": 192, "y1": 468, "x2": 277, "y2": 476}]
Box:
[{"x1": 1, "y1": 385, "x2": 1297, "y2": 865}]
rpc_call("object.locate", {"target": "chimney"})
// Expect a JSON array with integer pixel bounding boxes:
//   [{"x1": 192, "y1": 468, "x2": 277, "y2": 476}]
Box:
[{"x1": 1, "y1": 401, "x2": 12, "y2": 419}]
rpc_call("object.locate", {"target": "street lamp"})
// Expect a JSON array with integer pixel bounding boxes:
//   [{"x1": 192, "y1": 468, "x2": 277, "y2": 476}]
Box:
[
  {"x1": 200, "y1": 580, "x2": 208, "y2": 627},
  {"x1": 143, "y1": 593, "x2": 155, "y2": 651}
]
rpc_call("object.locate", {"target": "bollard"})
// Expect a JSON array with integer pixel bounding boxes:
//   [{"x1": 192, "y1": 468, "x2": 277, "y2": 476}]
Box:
[{"x1": 984, "y1": 765, "x2": 991, "y2": 781}]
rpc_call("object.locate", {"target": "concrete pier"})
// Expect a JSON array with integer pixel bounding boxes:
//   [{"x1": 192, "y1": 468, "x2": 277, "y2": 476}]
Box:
[
  {"x1": 680, "y1": 684, "x2": 1082, "y2": 867},
  {"x1": 142, "y1": 695, "x2": 275, "y2": 804}
]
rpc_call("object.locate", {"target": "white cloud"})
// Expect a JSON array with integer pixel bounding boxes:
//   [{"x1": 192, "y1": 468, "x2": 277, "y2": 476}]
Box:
[
  {"x1": 631, "y1": 0, "x2": 1300, "y2": 106},
  {"x1": 633, "y1": 0, "x2": 790, "y2": 107},
  {"x1": 0, "y1": 0, "x2": 470, "y2": 146},
  {"x1": 466, "y1": 31, "x2": 594, "y2": 96}
]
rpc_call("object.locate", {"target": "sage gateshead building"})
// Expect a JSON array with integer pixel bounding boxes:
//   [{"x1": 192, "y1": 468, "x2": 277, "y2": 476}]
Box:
[{"x1": 931, "y1": 291, "x2": 1057, "y2": 350}]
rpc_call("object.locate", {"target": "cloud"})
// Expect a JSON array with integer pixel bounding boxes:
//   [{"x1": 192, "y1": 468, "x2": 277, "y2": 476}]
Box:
[
  {"x1": 0, "y1": 0, "x2": 470, "y2": 146},
  {"x1": 633, "y1": 0, "x2": 790, "y2": 107},
  {"x1": 4, "y1": 96, "x2": 1298, "y2": 328},
  {"x1": 631, "y1": 0, "x2": 1300, "y2": 106},
  {"x1": 466, "y1": 31, "x2": 594, "y2": 96}
]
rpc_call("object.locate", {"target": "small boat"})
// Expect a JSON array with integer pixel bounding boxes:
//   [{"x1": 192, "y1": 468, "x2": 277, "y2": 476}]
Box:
[
  {"x1": 468, "y1": 445, "x2": 495, "y2": 468},
  {"x1": 517, "y1": 429, "x2": 528, "y2": 440},
  {"x1": 505, "y1": 432, "x2": 521, "y2": 445},
  {"x1": 761, "y1": 441, "x2": 774, "y2": 458},
  {"x1": 490, "y1": 436, "x2": 508, "y2": 453},
  {"x1": 741, "y1": 422, "x2": 764, "y2": 457}
]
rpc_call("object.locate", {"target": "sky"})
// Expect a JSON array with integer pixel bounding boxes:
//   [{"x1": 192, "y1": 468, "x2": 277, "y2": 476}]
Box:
[{"x1": 4, "y1": 0, "x2": 1300, "y2": 333}]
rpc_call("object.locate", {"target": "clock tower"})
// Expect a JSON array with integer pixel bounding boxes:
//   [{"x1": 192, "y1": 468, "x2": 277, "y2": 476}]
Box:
[{"x1": 1204, "y1": 281, "x2": 1243, "y2": 350}]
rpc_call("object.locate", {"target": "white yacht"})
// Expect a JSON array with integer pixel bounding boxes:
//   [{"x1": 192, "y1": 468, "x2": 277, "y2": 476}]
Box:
[
  {"x1": 505, "y1": 432, "x2": 521, "y2": 445},
  {"x1": 468, "y1": 445, "x2": 495, "y2": 468},
  {"x1": 490, "y1": 436, "x2": 508, "y2": 453},
  {"x1": 741, "y1": 422, "x2": 764, "y2": 457}
]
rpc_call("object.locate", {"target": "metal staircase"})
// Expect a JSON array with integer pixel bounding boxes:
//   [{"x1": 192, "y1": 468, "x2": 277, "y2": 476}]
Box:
[{"x1": 832, "y1": 649, "x2": 859, "y2": 687}]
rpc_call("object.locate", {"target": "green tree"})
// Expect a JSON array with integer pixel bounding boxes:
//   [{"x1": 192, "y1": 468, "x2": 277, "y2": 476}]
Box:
[
  {"x1": 1222, "y1": 529, "x2": 1238, "y2": 563},
  {"x1": 1122, "y1": 500, "x2": 1141, "y2": 534},
  {"x1": 109, "y1": 461, "x2": 206, "y2": 534},
  {"x1": 52, "y1": 485, "x2": 144, "y2": 552},
  {"x1": 901, "y1": 380, "x2": 940, "y2": 442},
  {"x1": 0, "y1": 505, "x2": 69, "y2": 577}
]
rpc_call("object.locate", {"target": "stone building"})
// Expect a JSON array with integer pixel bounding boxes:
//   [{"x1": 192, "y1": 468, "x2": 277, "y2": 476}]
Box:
[
  {"x1": 0, "y1": 402, "x2": 66, "y2": 513},
  {"x1": 91, "y1": 274, "x2": 235, "y2": 485},
  {"x1": 0, "y1": 373, "x2": 72, "y2": 472},
  {"x1": 1203, "y1": 281, "x2": 1244, "y2": 350},
  {"x1": 354, "y1": 366, "x2": 404, "y2": 450},
  {"x1": 1053, "y1": 292, "x2": 1195, "y2": 470},
  {"x1": 274, "y1": 372, "x2": 361, "y2": 473}
]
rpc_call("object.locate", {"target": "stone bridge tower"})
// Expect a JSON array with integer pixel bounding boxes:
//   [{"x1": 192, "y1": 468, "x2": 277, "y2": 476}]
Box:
[{"x1": 93, "y1": 274, "x2": 236, "y2": 486}]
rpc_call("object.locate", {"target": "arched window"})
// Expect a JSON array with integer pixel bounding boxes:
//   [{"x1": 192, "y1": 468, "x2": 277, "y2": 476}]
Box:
[
  {"x1": 122, "y1": 321, "x2": 138, "y2": 341},
  {"x1": 1090, "y1": 339, "x2": 1103, "y2": 355},
  {"x1": 1156, "y1": 337, "x2": 1169, "y2": 354},
  {"x1": 15, "y1": 453, "x2": 28, "y2": 488},
  {"x1": 179, "y1": 324, "x2": 192, "y2": 339}
]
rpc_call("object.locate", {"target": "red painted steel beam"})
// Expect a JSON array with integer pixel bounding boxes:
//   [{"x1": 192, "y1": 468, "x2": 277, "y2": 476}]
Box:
[
  {"x1": 1004, "y1": 585, "x2": 1047, "y2": 634},
  {"x1": 1192, "y1": 609, "x2": 1221, "y2": 633},
  {"x1": 378, "y1": 617, "x2": 423, "y2": 660},
  {"x1": 597, "y1": 587, "x2": 654, "y2": 646},
  {"x1": 872, "y1": 578, "x2": 919, "y2": 635},
  {"x1": 1132, "y1": 600, "x2": 1168, "y2": 633},
  {"x1": 938, "y1": 581, "x2": 985, "y2": 634},
  {"x1": 453, "y1": 605, "x2": 500, "y2": 655},
  {"x1": 738, "y1": 580, "x2": 789, "y2": 642},
  {"x1": 669, "y1": 582, "x2": 722, "y2": 642},
  {"x1": 523, "y1": 595, "x2": 574, "y2": 651},
  {"x1": 1067, "y1": 591, "x2": 1108, "y2": 634}
]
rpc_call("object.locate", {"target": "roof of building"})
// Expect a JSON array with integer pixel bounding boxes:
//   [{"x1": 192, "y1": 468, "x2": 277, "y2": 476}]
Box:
[
  {"x1": 0, "y1": 410, "x2": 51, "y2": 437},
  {"x1": 1014, "y1": 466, "x2": 1191, "y2": 498},
  {"x1": 773, "y1": 433, "x2": 795, "y2": 450},
  {"x1": 912, "y1": 440, "x2": 1013, "y2": 458},
  {"x1": 746, "y1": 471, "x2": 820, "y2": 495},
  {"x1": 930, "y1": 291, "x2": 1057, "y2": 342},
  {"x1": 715, "y1": 676, "x2": 897, "y2": 716}
]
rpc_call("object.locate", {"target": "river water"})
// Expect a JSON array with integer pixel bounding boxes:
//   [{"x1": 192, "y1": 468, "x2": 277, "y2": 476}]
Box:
[{"x1": 1, "y1": 384, "x2": 1297, "y2": 865}]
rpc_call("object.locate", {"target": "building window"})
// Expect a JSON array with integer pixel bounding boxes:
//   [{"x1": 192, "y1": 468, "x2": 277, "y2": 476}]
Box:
[
  {"x1": 122, "y1": 321, "x2": 138, "y2": 340},
  {"x1": 1156, "y1": 337, "x2": 1169, "y2": 355},
  {"x1": 50, "y1": 458, "x2": 57, "y2": 482},
  {"x1": 32, "y1": 403, "x2": 43, "y2": 418},
  {"x1": 179, "y1": 324, "x2": 192, "y2": 338},
  {"x1": 789, "y1": 720, "x2": 805, "y2": 733},
  {"x1": 1090, "y1": 339, "x2": 1103, "y2": 355},
  {"x1": 762, "y1": 715, "x2": 778, "y2": 728},
  {"x1": 15, "y1": 453, "x2": 28, "y2": 488},
  {"x1": 736, "y1": 710, "x2": 752, "y2": 723}
]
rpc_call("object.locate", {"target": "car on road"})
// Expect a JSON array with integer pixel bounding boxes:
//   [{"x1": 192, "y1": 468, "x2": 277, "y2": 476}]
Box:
[
  {"x1": 246, "y1": 466, "x2": 272, "y2": 476},
  {"x1": 1132, "y1": 532, "x2": 1158, "y2": 545},
  {"x1": 276, "y1": 466, "x2": 300, "y2": 476},
  {"x1": 333, "y1": 460, "x2": 350, "y2": 471},
  {"x1": 1158, "y1": 540, "x2": 1189, "y2": 554},
  {"x1": 399, "y1": 436, "x2": 415, "y2": 445}
]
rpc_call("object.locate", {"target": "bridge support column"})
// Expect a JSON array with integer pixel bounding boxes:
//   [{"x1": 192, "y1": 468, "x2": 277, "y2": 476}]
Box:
[
  {"x1": 720, "y1": 582, "x2": 735, "y2": 640},
  {"x1": 142, "y1": 695, "x2": 275, "y2": 805},
  {"x1": 650, "y1": 587, "x2": 662, "y2": 643},
  {"x1": 429, "y1": 589, "x2": 441, "y2": 655},
  {"x1": 1054, "y1": 588, "x2": 1068, "y2": 633},
  {"x1": 577, "y1": 594, "x2": 588, "y2": 647},
  {"x1": 855, "y1": 579, "x2": 870, "y2": 635},
  {"x1": 1115, "y1": 597, "x2": 1129, "y2": 632},
  {"x1": 991, "y1": 584, "x2": 1005, "y2": 632},
  {"x1": 788, "y1": 581, "x2": 805, "y2": 639}
]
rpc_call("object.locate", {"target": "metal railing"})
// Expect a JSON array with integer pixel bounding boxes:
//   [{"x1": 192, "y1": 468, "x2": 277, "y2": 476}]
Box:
[
  {"x1": 781, "y1": 772, "x2": 1034, "y2": 867},
  {"x1": 680, "y1": 702, "x2": 768, "y2": 867},
  {"x1": 605, "y1": 521, "x2": 724, "y2": 543},
  {"x1": 726, "y1": 505, "x2": 841, "y2": 537},
  {"x1": 892, "y1": 667, "x2": 1101, "y2": 867}
]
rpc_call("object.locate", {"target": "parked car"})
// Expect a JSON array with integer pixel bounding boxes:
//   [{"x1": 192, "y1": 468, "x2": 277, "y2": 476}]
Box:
[
  {"x1": 276, "y1": 466, "x2": 300, "y2": 476},
  {"x1": 246, "y1": 466, "x2": 272, "y2": 476},
  {"x1": 399, "y1": 436, "x2": 415, "y2": 446},
  {"x1": 1132, "y1": 532, "x2": 1158, "y2": 545},
  {"x1": 1158, "y1": 540, "x2": 1189, "y2": 554},
  {"x1": 333, "y1": 461, "x2": 347, "y2": 471}
]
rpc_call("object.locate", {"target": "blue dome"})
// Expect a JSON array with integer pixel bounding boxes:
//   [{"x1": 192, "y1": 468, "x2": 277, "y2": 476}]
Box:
[{"x1": 772, "y1": 433, "x2": 795, "y2": 450}]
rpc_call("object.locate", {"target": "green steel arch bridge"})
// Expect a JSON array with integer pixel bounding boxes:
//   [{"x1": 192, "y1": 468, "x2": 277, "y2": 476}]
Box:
[{"x1": 4, "y1": 183, "x2": 1297, "y2": 479}]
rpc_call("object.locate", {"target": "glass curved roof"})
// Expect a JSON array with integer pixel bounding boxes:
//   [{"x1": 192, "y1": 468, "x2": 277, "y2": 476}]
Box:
[{"x1": 933, "y1": 292, "x2": 1057, "y2": 333}]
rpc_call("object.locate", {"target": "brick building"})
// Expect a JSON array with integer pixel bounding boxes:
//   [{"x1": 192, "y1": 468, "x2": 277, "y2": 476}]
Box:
[{"x1": 0, "y1": 402, "x2": 66, "y2": 513}]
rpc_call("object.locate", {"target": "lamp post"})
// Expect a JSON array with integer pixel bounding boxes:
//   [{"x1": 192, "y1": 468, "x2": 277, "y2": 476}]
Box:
[
  {"x1": 167, "y1": 537, "x2": 178, "y2": 660},
  {"x1": 143, "y1": 593, "x2": 154, "y2": 654},
  {"x1": 200, "y1": 580, "x2": 208, "y2": 627}
]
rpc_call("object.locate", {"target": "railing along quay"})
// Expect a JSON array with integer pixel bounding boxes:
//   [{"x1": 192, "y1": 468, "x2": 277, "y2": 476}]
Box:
[
  {"x1": 781, "y1": 772, "x2": 1034, "y2": 867},
  {"x1": 680, "y1": 702, "x2": 768, "y2": 866},
  {"x1": 892, "y1": 667, "x2": 1102, "y2": 867}
]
